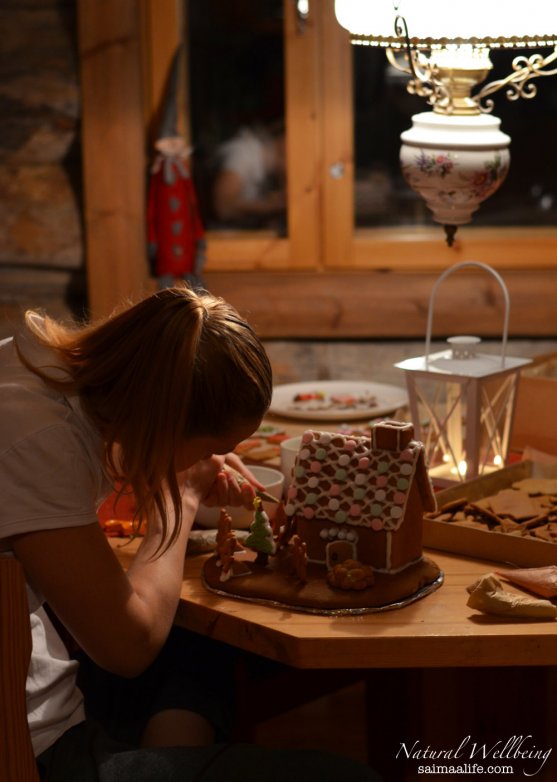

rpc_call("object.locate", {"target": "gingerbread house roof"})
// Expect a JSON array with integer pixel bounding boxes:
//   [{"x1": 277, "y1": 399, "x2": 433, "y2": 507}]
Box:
[{"x1": 284, "y1": 421, "x2": 436, "y2": 532}]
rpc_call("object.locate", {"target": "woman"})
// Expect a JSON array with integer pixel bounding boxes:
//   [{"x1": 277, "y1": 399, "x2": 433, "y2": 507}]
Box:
[{"x1": 0, "y1": 286, "x2": 379, "y2": 781}]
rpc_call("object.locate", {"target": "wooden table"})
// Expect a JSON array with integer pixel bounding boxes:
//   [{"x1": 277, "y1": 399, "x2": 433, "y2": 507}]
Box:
[
  {"x1": 109, "y1": 408, "x2": 557, "y2": 664},
  {"x1": 111, "y1": 539, "x2": 557, "y2": 780},
  {"x1": 112, "y1": 541, "x2": 557, "y2": 670}
]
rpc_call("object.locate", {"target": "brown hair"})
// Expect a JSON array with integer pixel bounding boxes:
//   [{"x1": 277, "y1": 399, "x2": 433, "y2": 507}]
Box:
[{"x1": 20, "y1": 286, "x2": 272, "y2": 549}]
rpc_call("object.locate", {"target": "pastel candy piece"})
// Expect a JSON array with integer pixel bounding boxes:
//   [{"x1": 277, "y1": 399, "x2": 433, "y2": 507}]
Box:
[
  {"x1": 335, "y1": 468, "x2": 347, "y2": 480},
  {"x1": 285, "y1": 503, "x2": 295, "y2": 516},
  {"x1": 302, "y1": 431, "x2": 313, "y2": 444},
  {"x1": 316, "y1": 448, "x2": 327, "y2": 460},
  {"x1": 329, "y1": 483, "x2": 341, "y2": 496},
  {"x1": 328, "y1": 498, "x2": 340, "y2": 511},
  {"x1": 305, "y1": 492, "x2": 318, "y2": 505},
  {"x1": 397, "y1": 477, "x2": 409, "y2": 490},
  {"x1": 294, "y1": 465, "x2": 306, "y2": 478},
  {"x1": 335, "y1": 510, "x2": 347, "y2": 523},
  {"x1": 307, "y1": 476, "x2": 319, "y2": 488},
  {"x1": 374, "y1": 489, "x2": 386, "y2": 501},
  {"x1": 393, "y1": 491, "x2": 406, "y2": 504},
  {"x1": 319, "y1": 433, "x2": 332, "y2": 445},
  {"x1": 287, "y1": 486, "x2": 298, "y2": 499},
  {"x1": 344, "y1": 439, "x2": 357, "y2": 451},
  {"x1": 354, "y1": 474, "x2": 367, "y2": 485},
  {"x1": 376, "y1": 475, "x2": 388, "y2": 487},
  {"x1": 371, "y1": 518, "x2": 384, "y2": 531},
  {"x1": 390, "y1": 506, "x2": 403, "y2": 518},
  {"x1": 303, "y1": 506, "x2": 315, "y2": 519},
  {"x1": 358, "y1": 457, "x2": 370, "y2": 469},
  {"x1": 400, "y1": 463, "x2": 413, "y2": 475},
  {"x1": 354, "y1": 488, "x2": 365, "y2": 500},
  {"x1": 338, "y1": 454, "x2": 351, "y2": 466},
  {"x1": 370, "y1": 502, "x2": 383, "y2": 516},
  {"x1": 310, "y1": 461, "x2": 321, "y2": 473},
  {"x1": 299, "y1": 448, "x2": 310, "y2": 460},
  {"x1": 377, "y1": 461, "x2": 389, "y2": 474},
  {"x1": 400, "y1": 448, "x2": 414, "y2": 461},
  {"x1": 349, "y1": 504, "x2": 361, "y2": 517}
]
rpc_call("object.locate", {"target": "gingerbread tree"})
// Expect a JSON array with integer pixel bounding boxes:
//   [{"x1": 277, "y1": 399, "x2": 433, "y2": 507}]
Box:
[{"x1": 245, "y1": 496, "x2": 276, "y2": 566}]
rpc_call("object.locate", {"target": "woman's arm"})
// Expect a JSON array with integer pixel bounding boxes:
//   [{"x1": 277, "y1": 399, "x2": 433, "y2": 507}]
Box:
[{"x1": 12, "y1": 455, "x2": 252, "y2": 678}]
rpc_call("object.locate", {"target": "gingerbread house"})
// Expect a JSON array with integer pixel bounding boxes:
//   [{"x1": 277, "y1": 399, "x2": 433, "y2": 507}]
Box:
[{"x1": 284, "y1": 421, "x2": 436, "y2": 573}]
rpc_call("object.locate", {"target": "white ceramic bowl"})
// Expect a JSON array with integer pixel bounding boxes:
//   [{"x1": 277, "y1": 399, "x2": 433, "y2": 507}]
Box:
[
  {"x1": 195, "y1": 465, "x2": 285, "y2": 529},
  {"x1": 280, "y1": 435, "x2": 302, "y2": 486}
]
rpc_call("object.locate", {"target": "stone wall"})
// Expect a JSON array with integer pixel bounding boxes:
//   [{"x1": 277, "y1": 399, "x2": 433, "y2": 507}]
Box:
[{"x1": 0, "y1": 0, "x2": 85, "y2": 336}]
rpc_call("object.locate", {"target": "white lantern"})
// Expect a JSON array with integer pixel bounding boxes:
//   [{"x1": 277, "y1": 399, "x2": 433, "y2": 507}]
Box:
[{"x1": 395, "y1": 262, "x2": 531, "y2": 486}]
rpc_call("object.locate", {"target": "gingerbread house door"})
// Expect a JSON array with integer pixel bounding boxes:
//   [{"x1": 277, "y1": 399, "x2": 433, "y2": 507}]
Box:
[{"x1": 326, "y1": 540, "x2": 356, "y2": 570}]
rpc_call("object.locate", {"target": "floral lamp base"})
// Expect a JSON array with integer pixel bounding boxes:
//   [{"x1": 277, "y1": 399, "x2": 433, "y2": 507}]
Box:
[{"x1": 400, "y1": 112, "x2": 510, "y2": 245}]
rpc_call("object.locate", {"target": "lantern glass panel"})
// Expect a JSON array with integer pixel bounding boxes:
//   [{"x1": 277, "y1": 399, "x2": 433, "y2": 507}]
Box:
[{"x1": 410, "y1": 372, "x2": 520, "y2": 485}]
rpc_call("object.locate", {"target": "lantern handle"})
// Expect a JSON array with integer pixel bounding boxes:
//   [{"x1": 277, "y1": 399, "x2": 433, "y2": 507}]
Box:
[{"x1": 425, "y1": 261, "x2": 510, "y2": 368}]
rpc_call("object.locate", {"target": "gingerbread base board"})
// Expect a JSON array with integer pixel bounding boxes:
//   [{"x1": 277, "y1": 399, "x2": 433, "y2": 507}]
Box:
[{"x1": 202, "y1": 552, "x2": 443, "y2": 616}]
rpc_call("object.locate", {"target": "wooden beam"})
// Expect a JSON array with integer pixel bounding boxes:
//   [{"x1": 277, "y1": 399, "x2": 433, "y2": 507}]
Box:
[
  {"x1": 203, "y1": 268, "x2": 557, "y2": 339},
  {"x1": 78, "y1": 0, "x2": 150, "y2": 319}
]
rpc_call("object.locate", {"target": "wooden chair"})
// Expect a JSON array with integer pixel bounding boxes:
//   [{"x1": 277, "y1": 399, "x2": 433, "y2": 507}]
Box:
[{"x1": 0, "y1": 556, "x2": 40, "y2": 781}]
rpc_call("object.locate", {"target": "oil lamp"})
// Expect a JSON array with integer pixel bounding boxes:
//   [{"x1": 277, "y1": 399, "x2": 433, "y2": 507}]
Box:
[
  {"x1": 395, "y1": 262, "x2": 531, "y2": 486},
  {"x1": 334, "y1": 1, "x2": 557, "y2": 244}
]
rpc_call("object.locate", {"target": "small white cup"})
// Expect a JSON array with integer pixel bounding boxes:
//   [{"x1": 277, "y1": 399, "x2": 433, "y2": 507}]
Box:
[
  {"x1": 280, "y1": 435, "x2": 302, "y2": 487},
  {"x1": 195, "y1": 465, "x2": 285, "y2": 529}
]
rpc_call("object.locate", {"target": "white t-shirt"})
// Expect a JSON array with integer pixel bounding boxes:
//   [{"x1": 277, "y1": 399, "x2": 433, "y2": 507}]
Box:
[{"x1": 0, "y1": 321, "x2": 113, "y2": 756}]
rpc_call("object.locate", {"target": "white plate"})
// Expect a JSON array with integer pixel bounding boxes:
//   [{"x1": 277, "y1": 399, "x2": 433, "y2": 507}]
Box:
[{"x1": 269, "y1": 380, "x2": 408, "y2": 421}]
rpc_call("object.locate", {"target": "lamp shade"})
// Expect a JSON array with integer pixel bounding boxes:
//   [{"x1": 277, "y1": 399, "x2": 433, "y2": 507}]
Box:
[{"x1": 335, "y1": 0, "x2": 557, "y2": 48}]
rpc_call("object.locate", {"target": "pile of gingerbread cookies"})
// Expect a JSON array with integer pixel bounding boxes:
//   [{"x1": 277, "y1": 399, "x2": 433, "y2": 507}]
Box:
[{"x1": 426, "y1": 477, "x2": 557, "y2": 543}]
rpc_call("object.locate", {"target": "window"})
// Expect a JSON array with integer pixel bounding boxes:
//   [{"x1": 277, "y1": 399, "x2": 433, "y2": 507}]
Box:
[
  {"x1": 185, "y1": 1, "x2": 557, "y2": 270},
  {"x1": 79, "y1": 0, "x2": 557, "y2": 334}
]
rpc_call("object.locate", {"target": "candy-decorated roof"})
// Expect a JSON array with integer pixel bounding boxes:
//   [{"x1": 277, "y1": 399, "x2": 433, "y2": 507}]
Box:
[{"x1": 284, "y1": 421, "x2": 430, "y2": 532}]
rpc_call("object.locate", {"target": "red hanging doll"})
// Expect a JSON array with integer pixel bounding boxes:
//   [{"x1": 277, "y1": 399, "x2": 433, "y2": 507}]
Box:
[{"x1": 147, "y1": 47, "x2": 206, "y2": 290}]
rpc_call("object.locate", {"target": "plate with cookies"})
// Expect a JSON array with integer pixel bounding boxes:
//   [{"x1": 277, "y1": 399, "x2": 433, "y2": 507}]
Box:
[{"x1": 269, "y1": 380, "x2": 408, "y2": 421}]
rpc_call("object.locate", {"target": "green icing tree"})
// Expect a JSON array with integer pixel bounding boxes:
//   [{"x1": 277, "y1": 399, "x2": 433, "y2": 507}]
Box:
[{"x1": 245, "y1": 496, "x2": 276, "y2": 566}]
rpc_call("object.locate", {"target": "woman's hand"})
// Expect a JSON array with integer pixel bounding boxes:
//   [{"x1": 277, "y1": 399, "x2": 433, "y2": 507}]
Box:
[
  {"x1": 180, "y1": 455, "x2": 226, "y2": 506},
  {"x1": 188, "y1": 452, "x2": 265, "y2": 510}
]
